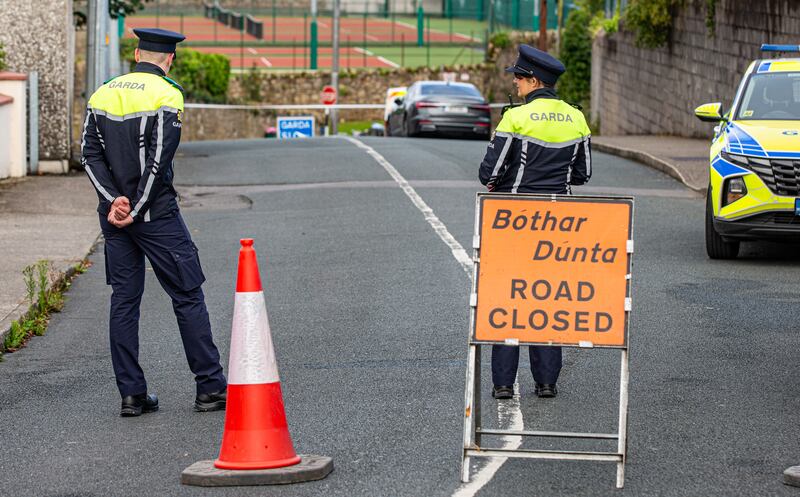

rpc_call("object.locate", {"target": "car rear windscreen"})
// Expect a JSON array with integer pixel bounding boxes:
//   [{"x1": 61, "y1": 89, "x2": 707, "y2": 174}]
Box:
[{"x1": 419, "y1": 84, "x2": 482, "y2": 98}]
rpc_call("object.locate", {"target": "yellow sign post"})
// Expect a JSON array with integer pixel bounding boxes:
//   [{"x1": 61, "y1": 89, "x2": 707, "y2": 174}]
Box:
[{"x1": 461, "y1": 193, "x2": 634, "y2": 488}]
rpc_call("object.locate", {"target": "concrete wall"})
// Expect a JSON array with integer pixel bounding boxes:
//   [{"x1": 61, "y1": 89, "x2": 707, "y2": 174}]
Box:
[
  {"x1": 591, "y1": 0, "x2": 800, "y2": 137},
  {"x1": 0, "y1": 73, "x2": 27, "y2": 178},
  {"x1": 0, "y1": 94, "x2": 13, "y2": 178},
  {"x1": 0, "y1": 0, "x2": 74, "y2": 169}
]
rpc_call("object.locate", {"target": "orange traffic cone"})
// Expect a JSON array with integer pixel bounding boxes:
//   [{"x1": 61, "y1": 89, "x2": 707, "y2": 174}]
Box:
[{"x1": 214, "y1": 239, "x2": 302, "y2": 470}]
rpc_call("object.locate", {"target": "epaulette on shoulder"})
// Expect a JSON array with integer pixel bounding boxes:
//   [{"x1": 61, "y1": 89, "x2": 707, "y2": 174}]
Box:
[
  {"x1": 569, "y1": 102, "x2": 583, "y2": 111},
  {"x1": 161, "y1": 76, "x2": 185, "y2": 95},
  {"x1": 103, "y1": 75, "x2": 120, "y2": 85}
]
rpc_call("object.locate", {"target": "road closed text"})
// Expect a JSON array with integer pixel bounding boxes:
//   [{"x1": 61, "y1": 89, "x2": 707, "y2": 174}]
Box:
[{"x1": 487, "y1": 279, "x2": 613, "y2": 333}]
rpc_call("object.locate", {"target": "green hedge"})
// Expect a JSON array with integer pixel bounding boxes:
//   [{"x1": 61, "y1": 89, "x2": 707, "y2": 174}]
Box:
[
  {"x1": 0, "y1": 43, "x2": 6, "y2": 72},
  {"x1": 624, "y1": 0, "x2": 683, "y2": 49},
  {"x1": 120, "y1": 38, "x2": 230, "y2": 103},
  {"x1": 558, "y1": 0, "x2": 604, "y2": 113}
]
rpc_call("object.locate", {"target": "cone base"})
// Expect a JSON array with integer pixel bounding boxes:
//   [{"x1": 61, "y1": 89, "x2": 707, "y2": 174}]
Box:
[
  {"x1": 182, "y1": 455, "x2": 334, "y2": 487},
  {"x1": 214, "y1": 455, "x2": 302, "y2": 471}
]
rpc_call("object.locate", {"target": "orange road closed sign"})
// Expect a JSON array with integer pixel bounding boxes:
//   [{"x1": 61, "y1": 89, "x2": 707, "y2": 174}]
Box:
[{"x1": 473, "y1": 194, "x2": 633, "y2": 348}]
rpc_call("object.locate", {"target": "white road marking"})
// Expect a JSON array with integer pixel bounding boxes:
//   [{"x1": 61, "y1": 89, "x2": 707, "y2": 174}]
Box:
[
  {"x1": 343, "y1": 137, "x2": 526, "y2": 496},
  {"x1": 247, "y1": 47, "x2": 258, "y2": 55},
  {"x1": 366, "y1": 34, "x2": 379, "y2": 42},
  {"x1": 260, "y1": 57, "x2": 272, "y2": 67},
  {"x1": 345, "y1": 136, "x2": 525, "y2": 497},
  {"x1": 318, "y1": 21, "x2": 329, "y2": 28},
  {"x1": 452, "y1": 390, "x2": 524, "y2": 497},
  {"x1": 353, "y1": 47, "x2": 374, "y2": 56},
  {"x1": 345, "y1": 137, "x2": 472, "y2": 274}
]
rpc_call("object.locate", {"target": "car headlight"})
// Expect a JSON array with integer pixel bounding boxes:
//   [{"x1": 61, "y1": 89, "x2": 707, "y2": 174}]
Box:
[{"x1": 723, "y1": 176, "x2": 747, "y2": 206}]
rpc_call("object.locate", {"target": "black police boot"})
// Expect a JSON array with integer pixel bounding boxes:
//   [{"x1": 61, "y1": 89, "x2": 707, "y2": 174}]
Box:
[
  {"x1": 535, "y1": 383, "x2": 558, "y2": 398},
  {"x1": 120, "y1": 393, "x2": 159, "y2": 417},
  {"x1": 492, "y1": 385, "x2": 514, "y2": 399},
  {"x1": 194, "y1": 389, "x2": 227, "y2": 412}
]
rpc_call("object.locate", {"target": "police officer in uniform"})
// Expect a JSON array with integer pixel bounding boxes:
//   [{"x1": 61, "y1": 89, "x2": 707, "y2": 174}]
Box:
[
  {"x1": 479, "y1": 45, "x2": 592, "y2": 400},
  {"x1": 81, "y1": 28, "x2": 228, "y2": 416}
]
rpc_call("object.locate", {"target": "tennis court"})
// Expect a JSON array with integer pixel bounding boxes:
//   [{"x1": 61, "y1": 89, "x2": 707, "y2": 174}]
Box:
[
  {"x1": 125, "y1": 15, "x2": 480, "y2": 45},
  {"x1": 192, "y1": 45, "x2": 399, "y2": 70}
]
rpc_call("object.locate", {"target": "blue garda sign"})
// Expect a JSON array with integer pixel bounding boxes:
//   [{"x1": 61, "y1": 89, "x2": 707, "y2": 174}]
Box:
[{"x1": 277, "y1": 116, "x2": 315, "y2": 139}]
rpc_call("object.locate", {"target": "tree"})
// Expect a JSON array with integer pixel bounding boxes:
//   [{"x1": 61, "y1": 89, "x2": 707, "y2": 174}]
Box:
[
  {"x1": 74, "y1": 0, "x2": 153, "y2": 27},
  {"x1": 109, "y1": 0, "x2": 153, "y2": 18}
]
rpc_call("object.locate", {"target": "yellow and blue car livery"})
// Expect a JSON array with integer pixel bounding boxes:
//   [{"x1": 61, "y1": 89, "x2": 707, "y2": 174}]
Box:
[{"x1": 695, "y1": 44, "x2": 800, "y2": 258}]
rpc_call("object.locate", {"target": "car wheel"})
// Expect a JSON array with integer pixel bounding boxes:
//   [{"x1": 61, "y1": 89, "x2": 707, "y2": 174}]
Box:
[
  {"x1": 705, "y1": 187, "x2": 739, "y2": 259},
  {"x1": 403, "y1": 114, "x2": 417, "y2": 138}
]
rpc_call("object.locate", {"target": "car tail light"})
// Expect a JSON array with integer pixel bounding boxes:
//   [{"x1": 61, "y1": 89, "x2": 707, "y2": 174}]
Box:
[
  {"x1": 415, "y1": 101, "x2": 439, "y2": 108},
  {"x1": 474, "y1": 122, "x2": 489, "y2": 127},
  {"x1": 724, "y1": 177, "x2": 747, "y2": 206},
  {"x1": 470, "y1": 104, "x2": 490, "y2": 111}
]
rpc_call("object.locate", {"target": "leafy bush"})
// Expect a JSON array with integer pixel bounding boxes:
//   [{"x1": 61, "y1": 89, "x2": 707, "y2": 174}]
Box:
[
  {"x1": 624, "y1": 0, "x2": 684, "y2": 49},
  {"x1": 490, "y1": 31, "x2": 512, "y2": 50},
  {"x1": 558, "y1": 0, "x2": 604, "y2": 112},
  {"x1": 119, "y1": 40, "x2": 230, "y2": 103},
  {"x1": 0, "y1": 42, "x2": 6, "y2": 72},
  {"x1": 172, "y1": 48, "x2": 230, "y2": 103}
]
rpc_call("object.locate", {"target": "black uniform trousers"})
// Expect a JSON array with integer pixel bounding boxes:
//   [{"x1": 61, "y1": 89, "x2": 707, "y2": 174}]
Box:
[
  {"x1": 100, "y1": 211, "x2": 226, "y2": 398},
  {"x1": 490, "y1": 185, "x2": 564, "y2": 388},
  {"x1": 491, "y1": 345, "x2": 562, "y2": 386}
]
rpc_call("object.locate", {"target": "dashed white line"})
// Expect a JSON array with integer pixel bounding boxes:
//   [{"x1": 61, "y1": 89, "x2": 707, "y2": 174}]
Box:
[
  {"x1": 260, "y1": 57, "x2": 272, "y2": 67},
  {"x1": 345, "y1": 137, "x2": 471, "y2": 274},
  {"x1": 344, "y1": 137, "x2": 525, "y2": 496},
  {"x1": 247, "y1": 47, "x2": 258, "y2": 55},
  {"x1": 366, "y1": 34, "x2": 379, "y2": 42}
]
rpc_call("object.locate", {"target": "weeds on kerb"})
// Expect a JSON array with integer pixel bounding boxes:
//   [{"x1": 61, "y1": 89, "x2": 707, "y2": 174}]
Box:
[{"x1": 2, "y1": 260, "x2": 75, "y2": 352}]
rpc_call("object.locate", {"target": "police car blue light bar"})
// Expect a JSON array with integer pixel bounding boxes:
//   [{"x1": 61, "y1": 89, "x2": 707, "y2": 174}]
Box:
[{"x1": 761, "y1": 44, "x2": 800, "y2": 52}]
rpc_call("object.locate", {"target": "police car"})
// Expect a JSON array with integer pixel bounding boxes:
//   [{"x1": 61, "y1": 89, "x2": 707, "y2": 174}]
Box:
[{"x1": 695, "y1": 44, "x2": 800, "y2": 259}]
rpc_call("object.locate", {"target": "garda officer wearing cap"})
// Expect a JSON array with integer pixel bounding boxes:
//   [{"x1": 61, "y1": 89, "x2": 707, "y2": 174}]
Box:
[
  {"x1": 479, "y1": 44, "x2": 592, "y2": 400},
  {"x1": 81, "y1": 28, "x2": 228, "y2": 416}
]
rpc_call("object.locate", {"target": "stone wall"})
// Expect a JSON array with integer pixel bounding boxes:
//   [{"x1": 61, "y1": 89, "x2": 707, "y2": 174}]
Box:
[
  {"x1": 0, "y1": 0, "x2": 74, "y2": 167},
  {"x1": 592, "y1": 0, "x2": 800, "y2": 137}
]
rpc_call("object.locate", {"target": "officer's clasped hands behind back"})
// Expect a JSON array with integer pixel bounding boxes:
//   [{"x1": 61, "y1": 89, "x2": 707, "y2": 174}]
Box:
[{"x1": 478, "y1": 44, "x2": 592, "y2": 401}]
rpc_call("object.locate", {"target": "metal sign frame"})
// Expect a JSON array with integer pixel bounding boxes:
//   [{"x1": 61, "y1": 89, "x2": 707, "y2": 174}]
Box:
[
  {"x1": 276, "y1": 115, "x2": 315, "y2": 139},
  {"x1": 461, "y1": 193, "x2": 634, "y2": 489}
]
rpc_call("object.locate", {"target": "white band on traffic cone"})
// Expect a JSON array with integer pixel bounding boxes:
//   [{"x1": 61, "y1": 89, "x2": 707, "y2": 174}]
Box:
[{"x1": 228, "y1": 291, "x2": 280, "y2": 385}]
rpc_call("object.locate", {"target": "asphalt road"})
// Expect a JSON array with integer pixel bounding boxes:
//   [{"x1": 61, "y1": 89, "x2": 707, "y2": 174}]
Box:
[{"x1": 2, "y1": 136, "x2": 800, "y2": 497}]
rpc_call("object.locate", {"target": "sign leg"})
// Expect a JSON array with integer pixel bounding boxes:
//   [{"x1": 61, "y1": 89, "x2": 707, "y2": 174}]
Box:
[
  {"x1": 616, "y1": 349, "x2": 629, "y2": 489},
  {"x1": 461, "y1": 344, "x2": 479, "y2": 483}
]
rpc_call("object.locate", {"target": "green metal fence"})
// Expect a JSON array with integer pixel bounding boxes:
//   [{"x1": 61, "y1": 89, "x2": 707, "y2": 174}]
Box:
[{"x1": 143, "y1": 0, "x2": 575, "y2": 33}]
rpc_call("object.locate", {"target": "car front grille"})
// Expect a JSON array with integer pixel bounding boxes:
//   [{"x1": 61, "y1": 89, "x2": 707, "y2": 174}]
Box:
[
  {"x1": 745, "y1": 212, "x2": 800, "y2": 225},
  {"x1": 723, "y1": 152, "x2": 800, "y2": 196}
]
